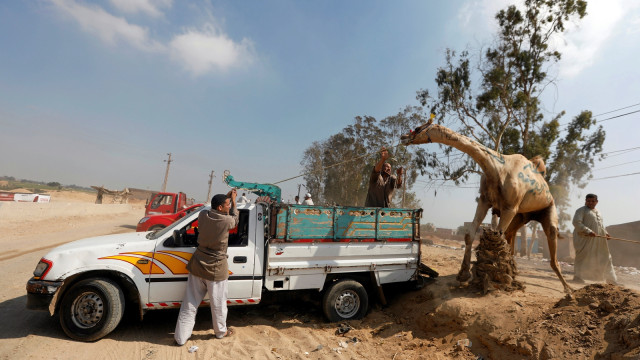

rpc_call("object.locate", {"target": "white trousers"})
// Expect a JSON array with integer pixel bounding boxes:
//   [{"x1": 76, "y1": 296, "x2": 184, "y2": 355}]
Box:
[{"x1": 174, "y1": 273, "x2": 228, "y2": 345}]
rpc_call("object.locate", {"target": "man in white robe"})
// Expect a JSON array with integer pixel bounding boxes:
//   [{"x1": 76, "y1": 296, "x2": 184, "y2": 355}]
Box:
[{"x1": 572, "y1": 193, "x2": 617, "y2": 284}]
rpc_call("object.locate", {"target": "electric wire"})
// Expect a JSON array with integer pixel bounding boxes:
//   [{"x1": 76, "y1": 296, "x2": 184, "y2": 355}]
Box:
[
  {"x1": 556, "y1": 104, "x2": 639, "y2": 130},
  {"x1": 591, "y1": 171, "x2": 640, "y2": 181},
  {"x1": 593, "y1": 160, "x2": 640, "y2": 171},
  {"x1": 592, "y1": 102, "x2": 640, "y2": 117},
  {"x1": 275, "y1": 104, "x2": 640, "y2": 186},
  {"x1": 272, "y1": 142, "x2": 405, "y2": 184},
  {"x1": 596, "y1": 109, "x2": 640, "y2": 123}
]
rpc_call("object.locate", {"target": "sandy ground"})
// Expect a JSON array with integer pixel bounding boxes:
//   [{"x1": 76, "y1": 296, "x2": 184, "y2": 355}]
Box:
[{"x1": 1, "y1": 191, "x2": 639, "y2": 359}]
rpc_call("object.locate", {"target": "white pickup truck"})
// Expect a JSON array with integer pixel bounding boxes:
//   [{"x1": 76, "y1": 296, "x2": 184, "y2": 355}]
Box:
[{"x1": 27, "y1": 195, "x2": 432, "y2": 341}]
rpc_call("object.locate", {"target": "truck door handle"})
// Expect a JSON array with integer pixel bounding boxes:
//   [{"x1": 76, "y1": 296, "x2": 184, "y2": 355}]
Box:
[{"x1": 233, "y1": 256, "x2": 247, "y2": 263}]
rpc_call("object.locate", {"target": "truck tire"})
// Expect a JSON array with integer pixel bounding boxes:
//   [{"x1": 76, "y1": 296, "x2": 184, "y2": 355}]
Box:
[
  {"x1": 149, "y1": 225, "x2": 165, "y2": 231},
  {"x1": 59, "y1": 278, "x2": 125, "y2": 342},
  {"x1": 322, "y1": 279, "x2": 368, "y2": 322}
]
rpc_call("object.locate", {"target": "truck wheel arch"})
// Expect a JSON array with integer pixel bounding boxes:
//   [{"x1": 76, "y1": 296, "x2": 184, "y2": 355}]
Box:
[{"x1": 53, "y1": 271, "x2": 143, "y2": 322}]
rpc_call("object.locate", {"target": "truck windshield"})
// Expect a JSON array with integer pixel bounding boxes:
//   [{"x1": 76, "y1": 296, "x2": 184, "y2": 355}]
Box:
[{"x1": 147, "y1": 205, "x2": 207, "y2": 239}]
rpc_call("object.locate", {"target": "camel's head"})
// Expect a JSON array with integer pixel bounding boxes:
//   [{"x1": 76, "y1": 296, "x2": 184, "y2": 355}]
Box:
[{"x1": 400, "y1": 116, "x2": 435, "y2": 145}]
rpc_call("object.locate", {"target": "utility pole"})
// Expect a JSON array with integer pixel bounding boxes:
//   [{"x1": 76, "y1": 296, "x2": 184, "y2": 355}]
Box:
[
  {"x1": 297, "y1": 184, "x2": 302, "y2": 198},
  {"x1": 206, "y1": 170, "x2": 215, "y2": 202},
  {"x1": 161, "y1": 153, "x2": 172, "y2": 192}
]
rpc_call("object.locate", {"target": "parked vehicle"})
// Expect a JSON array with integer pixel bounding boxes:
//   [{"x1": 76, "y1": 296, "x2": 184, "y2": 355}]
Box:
[
  {"x1": 144, "y1": 191, "x2": 193, "y2": 216},
  {"x1": 26, "y1": 173, "x2": 435, "y2": 341},
  {"x1": 136, "y1": 203, "x2": 204, "y2": 232}
]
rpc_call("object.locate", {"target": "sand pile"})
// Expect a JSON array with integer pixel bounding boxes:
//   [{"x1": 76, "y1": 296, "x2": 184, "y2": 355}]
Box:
[
  {"x1": 471, "y1": 228, "x2": 525, "y2": 294},
  {"x1": 483, "y1": 284, "x2": 640, "y2": 359}
]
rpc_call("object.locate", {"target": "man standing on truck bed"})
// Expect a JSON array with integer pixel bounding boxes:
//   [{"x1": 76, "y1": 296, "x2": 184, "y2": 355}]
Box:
[
  {"x1": 174, "y1": 189, "x2": 239, "y2": 345},
  {"x1": 365, "y1": 147, "x2": 403, "y2": 207}
]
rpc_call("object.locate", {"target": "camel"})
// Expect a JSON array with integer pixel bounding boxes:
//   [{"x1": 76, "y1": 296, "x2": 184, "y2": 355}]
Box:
[{"x1": 400, "y1": 118, "x2": 572, "y2": 293}]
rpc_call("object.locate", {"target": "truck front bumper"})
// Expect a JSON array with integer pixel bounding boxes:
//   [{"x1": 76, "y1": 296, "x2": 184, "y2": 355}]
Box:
[{"x1": 26, "y1": 278, "x2": 63, "y2": 311}]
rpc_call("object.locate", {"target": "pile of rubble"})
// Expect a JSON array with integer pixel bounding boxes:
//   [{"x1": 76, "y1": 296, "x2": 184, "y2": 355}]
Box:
[{"x1": 471, "y1": 228, "x2": 524, "y2": 294}]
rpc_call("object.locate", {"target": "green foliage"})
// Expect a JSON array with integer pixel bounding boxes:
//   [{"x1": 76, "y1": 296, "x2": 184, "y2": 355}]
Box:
[
  {"x1": 415, "y1": 0, "x2": 601, "y2": 228},
  {"x1": 456, "y1": 224, "x2": 470, "y2": 236},
  {"x1": 0, "y1": 176, "x2": 94, "y2": 193},
  {"x1": 422, "y1": 222, "x2": 436, "y2": 233},
  {"x1": 300, "y1": 107, "x2": 427, "y2": 208}
]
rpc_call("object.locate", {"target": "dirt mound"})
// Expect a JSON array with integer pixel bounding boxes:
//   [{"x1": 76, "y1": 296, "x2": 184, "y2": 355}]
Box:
[
  {"x1": 538, "y1": 284, "x2": 640, "y2": 359},
  {"x1": 406, "y1": 281, "x2": 640, "y2": 359},
  {"x1": 472, "y1": 228, "x2": 525, "y2": 294}
]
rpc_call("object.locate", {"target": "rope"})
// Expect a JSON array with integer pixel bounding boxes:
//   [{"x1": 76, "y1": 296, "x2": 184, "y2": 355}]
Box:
[
  {"x1": 594, "y1": 234, "x2": 640, "y2": 245},
  {"x1": 272, "y1": 142, "x2": 405, "y2": 185}
]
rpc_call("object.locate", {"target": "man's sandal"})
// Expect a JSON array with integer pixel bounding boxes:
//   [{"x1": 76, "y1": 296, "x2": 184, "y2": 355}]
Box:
[{"x1": 220, "y1": 328, "x2": 234, "y2": 338}]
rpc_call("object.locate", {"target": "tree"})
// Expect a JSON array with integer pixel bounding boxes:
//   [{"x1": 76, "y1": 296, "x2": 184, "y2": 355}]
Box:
[
  {"x1": 422, "y1": 222, "x2": 436, "y2": 233},
  {"x1": 300, "y1": 107, "x2": 428, "y2": 208},
  {"x1": 456, "y1": 224, "x2": 470, "y2": 236},
  {"x1": 414, "y1": 0, "x2": 603, "y2": 228},
  {"x1": 47, "y1": 182, "x2": 62, "y2": 189}
]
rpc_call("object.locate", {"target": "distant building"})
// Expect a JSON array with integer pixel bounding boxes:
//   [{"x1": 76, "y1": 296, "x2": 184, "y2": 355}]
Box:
[
  {"x1": 128, "y1": 188, "x2": 158, "y2": 202},
  {"x1": 606, "y1": 221, "x2": 640, "y2": 269}
]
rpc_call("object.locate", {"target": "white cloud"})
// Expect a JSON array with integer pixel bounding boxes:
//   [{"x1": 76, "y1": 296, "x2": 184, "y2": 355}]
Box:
[
  {"x1": 50, "y1": 1, "x2": 256, "y2": 75},
  {"x1": 459, "y1": 0, "x2": 640, "y2": 79},
  {"x1": 108, "y1": 0, "x2": 172, "y2": 18},
  {"x1": 554, "y1": 1, "x2": 627, "y2": 78},
  {"x1": 51, "y1": 0, "x2": 164, "y2": 52},
  {"x1": 169, "y1": 25, "x2": 255, "y2": 75},
  {"x1": 458, "y1": 0, "x2": 520, "y2": 34},
  {"x1": 629, "y1": 14, "x2": 640, "y2": 34}
]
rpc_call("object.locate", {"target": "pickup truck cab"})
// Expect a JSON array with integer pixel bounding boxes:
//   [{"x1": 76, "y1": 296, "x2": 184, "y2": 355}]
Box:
[
  {"x1": 27, "y1": 198, "x2": 428, "y2": 342},
  {"x1": 145, "y1": 191, "x2": 193, "y2": 216}
]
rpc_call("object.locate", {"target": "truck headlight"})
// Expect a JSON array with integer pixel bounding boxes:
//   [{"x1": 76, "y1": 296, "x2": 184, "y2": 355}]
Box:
[
  {"x1": 33, "y1": 258, "x2": 53, "y2": 279},
  {"x1": 138, "y1": 217, "x2": 150, "y2": 224}
]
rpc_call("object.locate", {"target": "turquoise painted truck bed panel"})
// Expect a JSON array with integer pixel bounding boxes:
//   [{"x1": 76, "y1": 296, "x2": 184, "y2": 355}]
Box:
[{"x1": 273, "y1": 205, "x2": 421, "y2": 241}]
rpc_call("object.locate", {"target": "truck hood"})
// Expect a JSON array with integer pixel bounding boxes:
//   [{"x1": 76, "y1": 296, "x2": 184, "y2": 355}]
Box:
[
  {"x1": 40, "y1": 232, "x2": 157, "y2": 281},
  {"x1": 49, "y1": 231, "x2": 151, "y2": 253}
]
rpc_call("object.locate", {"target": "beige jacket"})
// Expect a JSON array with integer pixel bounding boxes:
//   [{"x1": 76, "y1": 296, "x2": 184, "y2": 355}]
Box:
[{"x1": 186, "y1": 206, "x2": 239, "y2": 281}]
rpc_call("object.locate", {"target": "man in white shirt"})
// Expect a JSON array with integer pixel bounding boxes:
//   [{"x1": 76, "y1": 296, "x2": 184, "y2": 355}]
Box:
[
  {"x1": 302, "y1": 193, "x2": 314, "y2": 205},
  {"x1": 572, "y1": 193, "x2": 617, "y2": 284},
  {"x1": 238, "y1": 193, "x2": 249, "y2": 204}
]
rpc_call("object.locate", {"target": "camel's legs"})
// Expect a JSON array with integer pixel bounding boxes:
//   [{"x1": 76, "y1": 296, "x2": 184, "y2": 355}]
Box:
[
  {"x1": 519, "y1": 226, "x2": 528, "y2": 256},
  {"x1": 504, "y1": 214, "x2": 527, "y2": 255},
  {"x1": 457, "y1": 199, "x2": 491, "y2": 283},
  {"x1": 539, "y1": 206, "x2": 573, "y2": 294},
  {"x1": 496, "y1": 208, "x2": 518, "y2": 233},
  {"x1": 527, "y1": 222, "x2": 539, "y2": 259},
  {"x1": 490, "y1": 213, "x2": 499, "y2": 230}
]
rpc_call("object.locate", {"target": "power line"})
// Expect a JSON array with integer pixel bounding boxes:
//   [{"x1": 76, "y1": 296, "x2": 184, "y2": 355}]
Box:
[
  {"x1": 596, "y1": 109, "x2": 640, "y2": 124},
  {"x1": 591, "y1": 171, "x2": 640, "y2": 181},
  {"x1": 557, "y1": 103, "x2": 640, "y2": 130},
  {"x1": 593, "y1": 102, "x2": 640, "y2": 117},
  {"x1": 594, "y1": 160, "x2": 640, "y2": 171},
  {"x1": 272, "y1": 142, "x2": 405, "y2": 184},
  {"x1": 601, "y1": 146, "x2": 640, "y2": 157}
]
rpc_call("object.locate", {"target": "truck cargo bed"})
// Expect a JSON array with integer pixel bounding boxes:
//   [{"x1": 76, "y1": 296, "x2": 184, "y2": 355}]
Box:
[{"x1": 271, "y1": 205, "x2": 422, "y2": 242}]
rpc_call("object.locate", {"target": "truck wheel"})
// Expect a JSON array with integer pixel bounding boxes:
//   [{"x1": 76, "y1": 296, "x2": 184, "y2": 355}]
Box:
[
  {"x1": 322, "y1": 279, "x2": 368, "y2": 322},
  {"x1": 149, "y1": 225, "x2": 165, "y2": 231},
  {"x1": 59, "y1": 278, "x2": 125, "y2": 341}
]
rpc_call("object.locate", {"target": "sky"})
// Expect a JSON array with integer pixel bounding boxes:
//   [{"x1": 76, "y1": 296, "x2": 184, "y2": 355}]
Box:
[{"x1": 1, "y1": 0, "x2": 639, "y2": 229}]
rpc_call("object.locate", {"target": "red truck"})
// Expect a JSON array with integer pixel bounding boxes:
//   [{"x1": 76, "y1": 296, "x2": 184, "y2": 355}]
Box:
[
  {"x1": 137, "y1": 203, "x2": 204, "y2": 232},
  {"x1": 144, "y1": 192, "x2": 194, "y2": 216}
]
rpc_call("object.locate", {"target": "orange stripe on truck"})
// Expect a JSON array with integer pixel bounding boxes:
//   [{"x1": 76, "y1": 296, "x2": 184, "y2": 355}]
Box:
[{"x1": 99, "y1": 254, "x2": 165, "y2": 274}]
